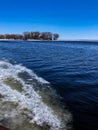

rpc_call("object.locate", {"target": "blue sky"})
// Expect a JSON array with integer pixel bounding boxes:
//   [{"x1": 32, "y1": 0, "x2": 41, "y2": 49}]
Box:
[{"x1": 0, "y1": 0, "x2": 98, "y2": 40}]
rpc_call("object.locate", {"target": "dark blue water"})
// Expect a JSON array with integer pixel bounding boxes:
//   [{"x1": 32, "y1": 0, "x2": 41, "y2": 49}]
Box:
[{"x1": 0, "y1": 41, "x2": 98, "y2": 130}]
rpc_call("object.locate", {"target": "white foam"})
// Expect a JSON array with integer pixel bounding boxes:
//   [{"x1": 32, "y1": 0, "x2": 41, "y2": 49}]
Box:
[{"x1": 0, "y1": 60, "x2": 67, "y2": 130}]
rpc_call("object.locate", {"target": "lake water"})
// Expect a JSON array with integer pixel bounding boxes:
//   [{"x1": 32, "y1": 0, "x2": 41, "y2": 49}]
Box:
[{"x1": 0, "y1": 41, "x2": 98, "y2": 130}]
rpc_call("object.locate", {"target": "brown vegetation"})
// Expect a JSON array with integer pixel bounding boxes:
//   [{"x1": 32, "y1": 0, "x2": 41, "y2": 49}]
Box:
[{"x1": 0, "y1": 32, "x2": 59, "y2": 40}]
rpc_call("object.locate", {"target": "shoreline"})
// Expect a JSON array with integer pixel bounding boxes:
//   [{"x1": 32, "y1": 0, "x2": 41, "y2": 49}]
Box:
[{"x1": 0, "y1": 39, "x2": 98, "y2": 43}]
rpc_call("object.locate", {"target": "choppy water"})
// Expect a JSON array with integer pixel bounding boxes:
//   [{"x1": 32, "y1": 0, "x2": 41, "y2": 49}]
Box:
[{"x1": 0, "y1": 41, "x2": 98, "y2": 130}]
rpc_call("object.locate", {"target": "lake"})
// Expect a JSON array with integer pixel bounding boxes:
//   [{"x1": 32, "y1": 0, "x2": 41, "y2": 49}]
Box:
[{"x1": 0, "y1": 41, "x2": 98, "y2": 130}]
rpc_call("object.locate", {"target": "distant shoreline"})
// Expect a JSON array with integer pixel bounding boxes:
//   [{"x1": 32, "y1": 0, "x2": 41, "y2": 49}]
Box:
[{"x1": 0, "y1": 39, "x2": 98, "y2": 43}]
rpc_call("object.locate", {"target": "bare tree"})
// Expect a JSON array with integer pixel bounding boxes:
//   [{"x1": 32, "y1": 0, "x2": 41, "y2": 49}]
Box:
[
  {"x1": 0, "y1": 32, "x2": 60, "y2": 40},
  {"x1": 0, "y1": 34, "x2": 5, "y2": 39},
  {"x1": 53, "y1": 34, "x2": 59, "y2": 40},
  {"x1": 23, "y1": 32, "x2": 31, "y2": 40}
]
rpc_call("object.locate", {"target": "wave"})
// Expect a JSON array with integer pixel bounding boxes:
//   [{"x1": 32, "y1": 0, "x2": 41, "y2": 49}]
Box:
[{"x1": 0, "y1": 60, "x2": 72, "y2": 130}]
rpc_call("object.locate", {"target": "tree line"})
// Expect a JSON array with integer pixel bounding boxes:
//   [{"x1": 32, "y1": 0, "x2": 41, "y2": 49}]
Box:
[{"x1": 0, "y1": 32, "x2": 59, "y2": 40}]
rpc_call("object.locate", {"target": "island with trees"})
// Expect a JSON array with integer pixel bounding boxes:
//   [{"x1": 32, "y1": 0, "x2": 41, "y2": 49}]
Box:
[{"x1": 0, "y1": 32, "x2": 59, "y2": 41}]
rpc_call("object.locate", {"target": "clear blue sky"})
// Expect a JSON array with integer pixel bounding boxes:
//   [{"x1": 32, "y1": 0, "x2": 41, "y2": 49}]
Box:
[{"x1": 0, "y1": 0, "x2": 98, "y2": 40}]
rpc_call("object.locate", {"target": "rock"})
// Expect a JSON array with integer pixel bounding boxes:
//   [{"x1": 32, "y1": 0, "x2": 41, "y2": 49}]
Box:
[{"x1": 0, "y1": 125, "x2": 10, "y2": 130}]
